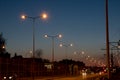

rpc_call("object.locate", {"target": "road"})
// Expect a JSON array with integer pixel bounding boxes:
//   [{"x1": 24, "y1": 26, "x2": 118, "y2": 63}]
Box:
[{"x1": 18, "y1": 73, "x2": 107, "y2": 80}]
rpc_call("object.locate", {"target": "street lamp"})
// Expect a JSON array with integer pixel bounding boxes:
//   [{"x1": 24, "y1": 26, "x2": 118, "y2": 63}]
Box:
[
  {"x1": 21, "y1": 13, "x2": 48, "y2": 80},
  {"x1": 60, "y1": 42, "x2": 72, "y2": 75},
  {"x1": 73, "y1": 51, "x2": 85, "y2": 61},
  {"x1": 44, "y1": 34, "x2": 62, "y2": 62},
  {"x1": 21, "y1": 13, "x2": 48, "y2": 58},
  {"x1": 59, "y1": 43, "x2": 73, "y2": 59}
]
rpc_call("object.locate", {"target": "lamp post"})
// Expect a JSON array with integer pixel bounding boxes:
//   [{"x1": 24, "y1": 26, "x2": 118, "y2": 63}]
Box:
[
  {"x1": 73, "y1": 51, "x2": 85, "y2": 61},
  {"x1": 44, "y1": 34, "x2": 62, "y2": 62},
  {"x1": 60, "y1": 43, "x2": 73, "y2": 59},
  {"x1": 21, "y1": 13, "x2": 48, "y2": 58},
  {"x1": 44, "y1": 34, "x2": 62, "y2": 77},
  {"x1": 60, "y1": 42, "x2": 72, "y2": 75},
  {"x1": 21, "y1": 13, "x2": 48, "y2": 80}
]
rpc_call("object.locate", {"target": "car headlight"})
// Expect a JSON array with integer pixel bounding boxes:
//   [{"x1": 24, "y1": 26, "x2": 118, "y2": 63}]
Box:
[
  {"x1": 9, "y1": 76, "x2": 12, "y2": 79},
  {"x1": 3, "y1": 76, "x2": 7, "y2": 79}
]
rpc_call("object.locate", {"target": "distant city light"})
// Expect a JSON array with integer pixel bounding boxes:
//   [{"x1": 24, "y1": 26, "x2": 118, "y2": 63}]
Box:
[
  {"x1": 2, "y1": 46, "x2": 5, "y2": 49},
  {"x1": 70, "y1": 44, "x2": 73, "y2": 46},
  {"x1": 74, "y1": 51, "x2": 77, "y2": 55},
  {"x1": 81, "y1": 51, "x2": 85, "y2": 54}
]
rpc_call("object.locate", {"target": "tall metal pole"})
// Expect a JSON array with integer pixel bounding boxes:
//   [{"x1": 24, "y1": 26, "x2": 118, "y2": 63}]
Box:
[
  {"x1": 65, "y1": 46, "x2": 68, "y2": 75},
  {"x1": 21, "y1": 14, "x2": 48, "y2": 80},
  {"x1": 32, "y1": 18, "x2": 35, "y2": 80},
  {"x1": 33, "y1": 18, "x2": 35, "y2": 58},
  {"x1": 105, "y1": 0, "x2": 111, "y2": 79},
  {"x1": 44, "y1": 34, "x2": 62, "y2": 76},
  {"x1": 45, "y1": 34, "x2": 62, "y2": 62},
  {"x1": 52, "y1": 37, "x2": 54, "y2": 62},
  {"x1": 60, "y1": 43, "x2": 72, "y2": 59},
  {"x1": 60, "y1": 43, "x2": 72, "y2": 75},
  {"x1": 51, "y1": 37, "x2": 55, "y2": 77}
]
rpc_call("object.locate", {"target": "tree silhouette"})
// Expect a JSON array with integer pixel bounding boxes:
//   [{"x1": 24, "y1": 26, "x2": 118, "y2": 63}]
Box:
[
  {"x1": 0, "y1": 33, "x2": 6, "y2": 53},
  {"x1": 59, "y1": 59, "x2": 85, "y2": 66},
  {"x1": 35, "y1": 49, "x2": 43, "y2": 58}
]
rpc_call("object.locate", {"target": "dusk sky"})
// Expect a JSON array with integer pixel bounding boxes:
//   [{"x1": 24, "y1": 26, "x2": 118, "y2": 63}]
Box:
[{"x1": 0, "y1": 0, "x2": 120, "y2": 63}]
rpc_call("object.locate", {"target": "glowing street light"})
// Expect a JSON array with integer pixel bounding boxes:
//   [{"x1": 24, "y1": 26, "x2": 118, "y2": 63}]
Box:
[
  {"x1": 21, "y1": 13, "x2": 48, "y2": 58},
  {"x1": 21, "y1": 13, "x2": 48, "y2": 20},
  {"x1": 59, "y1": 43, "x2": 73, "y2": 47},
  {"x1": 60, "y1": 42, "x2": 73, "y2": 75},
  {"x1": 44, "y1": 34, "x2": 62, "y2": 62},
  {"x1": 41, "y1": 13, "x2": 48, "y2": 19},
  {"x1": 21, "y1": 12, "x2": 48, "y2": 80},
  {"x1": 60, "y1": 42, "x2": 73, "y2": 59},
  {"x1": 21, "y1": 15, "x2": 26, "y2": 19}
]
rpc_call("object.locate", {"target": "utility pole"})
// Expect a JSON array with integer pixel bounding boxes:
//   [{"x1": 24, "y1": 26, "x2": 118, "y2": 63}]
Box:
[{"x1": 105, "y1": 0, "x2": 111, "y2": 79}]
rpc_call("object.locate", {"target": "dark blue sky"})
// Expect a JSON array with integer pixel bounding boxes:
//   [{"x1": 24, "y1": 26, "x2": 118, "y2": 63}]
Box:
[{"x1": 0, "y1": 0, "x2": 120, "y2": 63}]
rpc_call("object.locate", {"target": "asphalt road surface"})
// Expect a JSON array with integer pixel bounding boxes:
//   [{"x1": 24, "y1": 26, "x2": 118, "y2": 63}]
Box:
[{"x1": 18, "y1": 73, "x2": 106, "y2": 80}]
